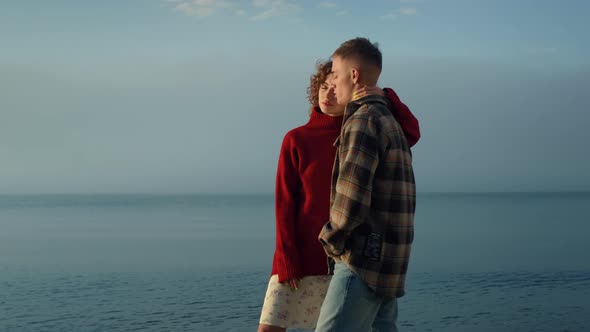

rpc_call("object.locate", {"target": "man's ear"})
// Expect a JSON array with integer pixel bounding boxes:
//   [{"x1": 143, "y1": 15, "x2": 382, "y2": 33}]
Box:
[{"x1": 351, "y1": 68, "x2": 360, "y2": 84}]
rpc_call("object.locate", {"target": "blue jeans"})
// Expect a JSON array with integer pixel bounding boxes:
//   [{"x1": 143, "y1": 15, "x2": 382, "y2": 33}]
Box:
[{"x1": 315, "y1": 262, "x2": 398, "y2": 332}]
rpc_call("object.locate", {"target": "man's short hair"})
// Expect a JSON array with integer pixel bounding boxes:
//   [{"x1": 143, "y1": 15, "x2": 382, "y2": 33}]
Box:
[{"x1": 332, "y1": 37, "x2": 382, "y2": 71}]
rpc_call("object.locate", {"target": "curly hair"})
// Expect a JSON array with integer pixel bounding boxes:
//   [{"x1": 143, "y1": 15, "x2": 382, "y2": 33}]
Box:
[{"x1": 306, "y1": 60, "x2": 333, "y2": 107}]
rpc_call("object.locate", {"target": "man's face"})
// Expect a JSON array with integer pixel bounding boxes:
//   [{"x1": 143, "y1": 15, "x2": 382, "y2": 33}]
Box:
[{"x1": 330, "y1": 56, "x2": 354, "y2": 105}]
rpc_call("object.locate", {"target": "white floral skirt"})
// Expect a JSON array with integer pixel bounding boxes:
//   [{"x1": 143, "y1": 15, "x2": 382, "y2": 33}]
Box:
[{"x1": 259, "y1": 274, "x2": 332, "y2": 330}]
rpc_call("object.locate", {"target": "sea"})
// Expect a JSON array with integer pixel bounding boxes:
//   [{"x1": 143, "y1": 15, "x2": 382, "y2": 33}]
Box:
[{"x1": 1, "y1": 193, "x2": 589, "y2": 331}]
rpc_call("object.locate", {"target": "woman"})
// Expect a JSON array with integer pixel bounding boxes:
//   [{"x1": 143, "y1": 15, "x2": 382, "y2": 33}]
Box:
[{"x1": 258, "y1": 60, "x2": 420, "y2": 332}]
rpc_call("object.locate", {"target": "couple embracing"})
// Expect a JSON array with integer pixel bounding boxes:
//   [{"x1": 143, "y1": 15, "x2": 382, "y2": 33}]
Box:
[{"x1": 259, "y1": 37, "x2": 418, "y2": 332}]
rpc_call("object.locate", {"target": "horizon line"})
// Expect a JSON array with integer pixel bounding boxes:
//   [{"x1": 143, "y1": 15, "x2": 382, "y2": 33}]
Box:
[{"x1": 1, "y1": 190, "x2": 589, "y2": 196}]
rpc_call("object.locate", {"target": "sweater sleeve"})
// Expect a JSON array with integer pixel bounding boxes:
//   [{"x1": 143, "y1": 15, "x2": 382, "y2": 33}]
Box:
[
  {"x1": 383, "y1": 87, "x2": 421, "y2": 147},
  {"x1": 274, "y1": 132, "x2": 302, "y2": 282}
]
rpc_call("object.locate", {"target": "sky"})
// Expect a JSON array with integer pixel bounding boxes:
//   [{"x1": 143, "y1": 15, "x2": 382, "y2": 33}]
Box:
[{"x1": 1, "y1": 0, "x2": 589, "y2": 194}]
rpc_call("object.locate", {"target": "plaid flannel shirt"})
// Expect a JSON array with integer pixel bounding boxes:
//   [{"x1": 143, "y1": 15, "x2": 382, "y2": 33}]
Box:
[{"x1": 318, "y1": 95, "x2": 416, "y2": 298}]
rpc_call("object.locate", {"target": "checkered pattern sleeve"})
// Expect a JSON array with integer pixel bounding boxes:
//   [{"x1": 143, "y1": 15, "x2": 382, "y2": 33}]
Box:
[{"x1": 319, "y1": 114, "x2": 380, "y2": 257}]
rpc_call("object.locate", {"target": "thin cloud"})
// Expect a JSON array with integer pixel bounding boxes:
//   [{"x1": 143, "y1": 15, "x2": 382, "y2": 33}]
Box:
[
  {"x1": 250, "y1": 0, "x2": 298, "y2": 21},
  {"x1": 318, "y1": 2, "x2": 337, "y2": 9},
  {"x1": 175, "y1": 3, "x2": 214, "y2": 17},
  {"x1": 400, "y1": 7, "x2": 417, "y2": 15},
  {"x1": 400, "y1": 0, "x2": 418, "y2": 3},
  {"x1": 336, "y1": 10, "x2": 348, "y2": 16},
  {"x1": 167, "y1": 0, "x2": 299, "y2": 20},
  {"x1": 170, "y1": 0, "x2": 235, "y2": 17}
]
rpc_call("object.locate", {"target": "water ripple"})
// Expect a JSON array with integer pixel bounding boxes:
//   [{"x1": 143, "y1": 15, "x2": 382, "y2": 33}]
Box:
[{"x1": 2, "y1": 269, "x2": 589, "y2": 331}]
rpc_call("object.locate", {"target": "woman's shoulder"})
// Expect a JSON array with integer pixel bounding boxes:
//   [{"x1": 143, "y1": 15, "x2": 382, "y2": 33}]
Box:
[{"x1": 282, "y1": 124, "x2": 309, "y2": 143}]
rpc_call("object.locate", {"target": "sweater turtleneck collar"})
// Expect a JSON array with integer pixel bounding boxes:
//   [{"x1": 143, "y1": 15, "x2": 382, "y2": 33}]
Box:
[{"x1": 306, "y1": 106, "x2": 343, "y2": 130}]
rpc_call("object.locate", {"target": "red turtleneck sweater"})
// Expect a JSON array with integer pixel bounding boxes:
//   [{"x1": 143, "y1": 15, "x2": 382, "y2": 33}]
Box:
[
  {"x1": 271, "y1": 109, "x2": 342, "y2": 282},
  {"x1": 271, "y1": 89, "x2": 420, "y2": 283}
]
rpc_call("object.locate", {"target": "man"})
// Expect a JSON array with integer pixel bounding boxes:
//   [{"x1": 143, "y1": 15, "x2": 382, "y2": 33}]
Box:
[{"x1": 316, "y1": 37, "x2": 416, "y2": 332}]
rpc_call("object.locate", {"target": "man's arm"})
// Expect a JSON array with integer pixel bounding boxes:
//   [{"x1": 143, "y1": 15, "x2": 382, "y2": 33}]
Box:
[{"x1": 319, "y1": 112, "x2": 380, "y2": 257}]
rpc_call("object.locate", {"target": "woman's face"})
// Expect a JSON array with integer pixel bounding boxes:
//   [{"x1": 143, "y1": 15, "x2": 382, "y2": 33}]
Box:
[{"x1": 318, "y1": 74, "x2": 345, "y2": 116}]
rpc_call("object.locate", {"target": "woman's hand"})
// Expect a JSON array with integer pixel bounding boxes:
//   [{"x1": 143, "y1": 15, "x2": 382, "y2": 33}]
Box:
[
  {"x1": 353, "y1": 85, "x2": 384, "y2": 99},
  {"x1": 285, "y1": 278, "x2": 299, "y2": 290}
]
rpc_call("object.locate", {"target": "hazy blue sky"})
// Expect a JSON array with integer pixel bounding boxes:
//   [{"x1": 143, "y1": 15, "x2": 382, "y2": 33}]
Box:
[{"x1": 1, "y1": 0, "x2": 589, "y2": 193}]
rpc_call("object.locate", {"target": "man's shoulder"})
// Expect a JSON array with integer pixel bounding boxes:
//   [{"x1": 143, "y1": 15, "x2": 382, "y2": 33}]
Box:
[
  {"x1": 347, "y1": 99, "x2": 403, "y2": 141},
  {"x1": 352, "y1": 100, "x2": 392, "y2": 124},
  {"x1": 352, "y1": 95, "x2": 389, "y2": 114},
  {"x1": 354, "y1": 94, "x2": 388, "y2": 106}
]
